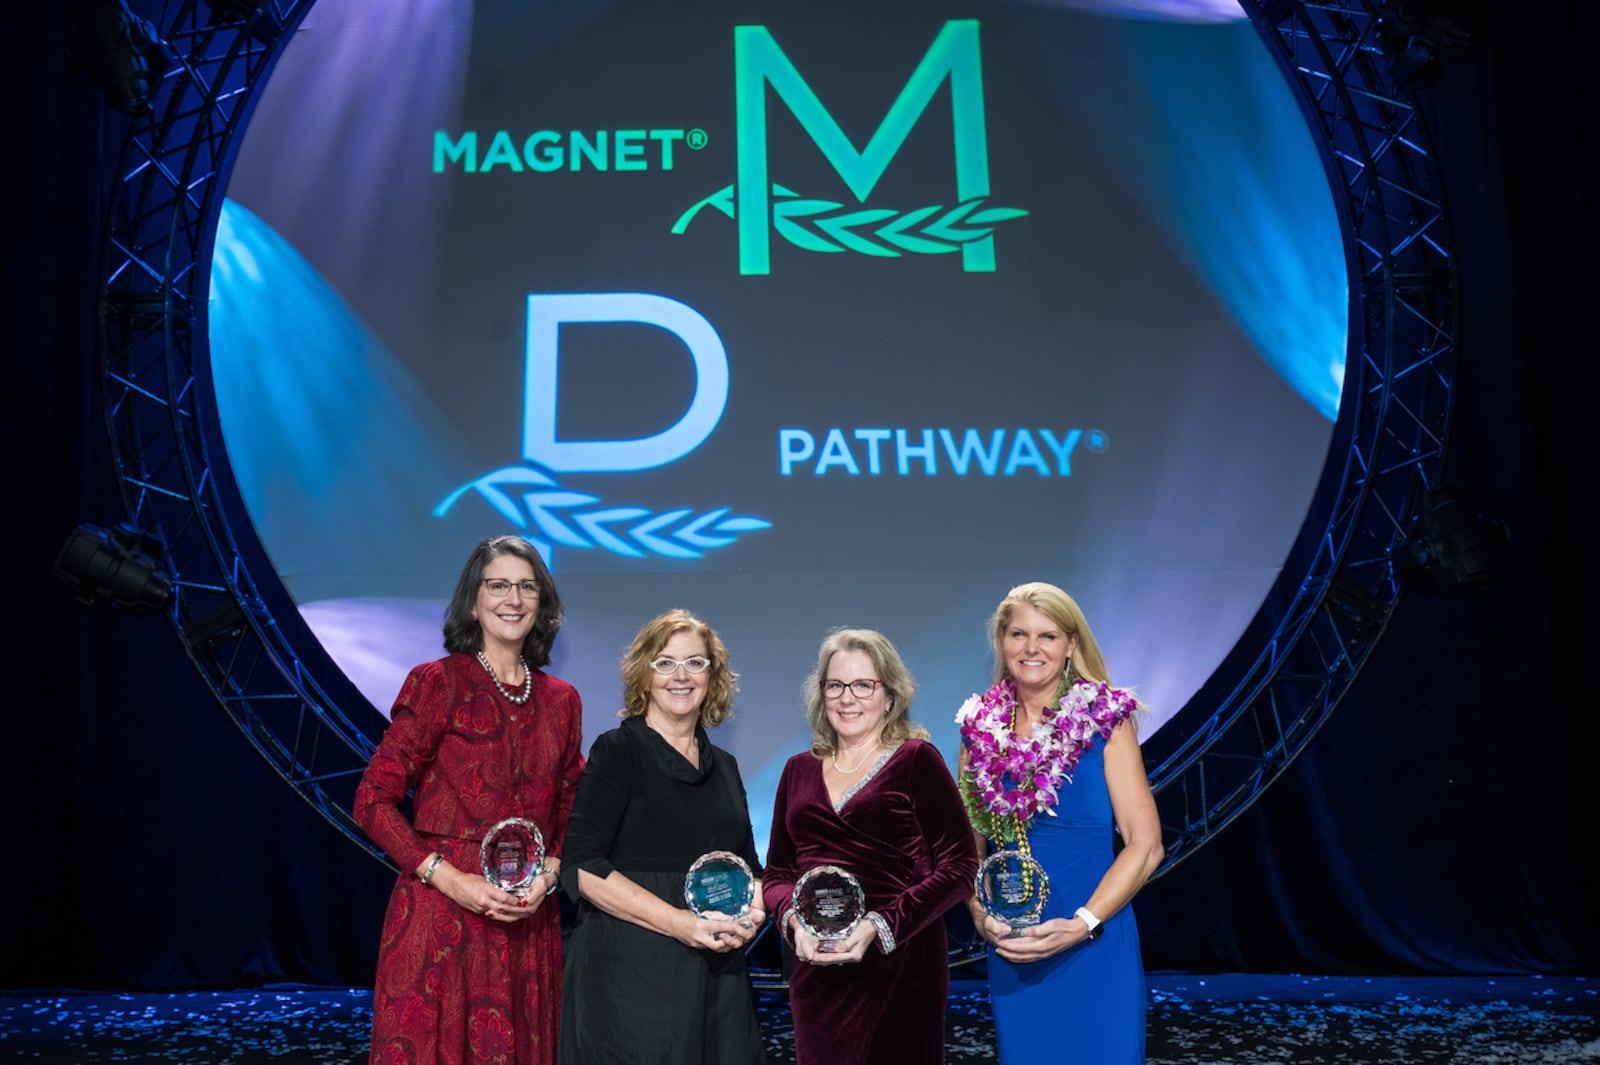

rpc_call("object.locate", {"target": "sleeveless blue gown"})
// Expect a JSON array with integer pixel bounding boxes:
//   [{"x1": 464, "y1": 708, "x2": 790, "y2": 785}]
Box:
[{"x1": 986, "y1": 737, "x2": 1146, "y2": 1064}]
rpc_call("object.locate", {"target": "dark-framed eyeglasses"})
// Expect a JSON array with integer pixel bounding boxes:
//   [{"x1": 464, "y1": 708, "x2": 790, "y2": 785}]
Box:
[
  {"x1": 822, "y1": 679, "x2": 883, "y2": 700},
  {"x1": 482, "y1": 579, "x2": 539, "y2": 598}
]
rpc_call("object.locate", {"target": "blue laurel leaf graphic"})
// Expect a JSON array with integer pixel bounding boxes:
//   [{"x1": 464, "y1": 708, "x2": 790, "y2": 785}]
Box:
[
  {"x1": 523, "y1": 489, "x2": 601, "y2": 548},
  {"x1": 714, "y1": 517, "x2": 771, "y2": 533},
  {"x1": 573, "y1": 508, "x2": 649, "y2": 557},
  {"x1": 433, "y1": 465, "x2": 557, "y2": 526},
  {"x1": 678, "y1": 508, "x2": 735, "y2": 549},
  {"x1": 631, "y1": 509, "x2": 700, "y2": 559},
  {"x1": 437, "y1": 466, "x2": 772, "y2": 562}
]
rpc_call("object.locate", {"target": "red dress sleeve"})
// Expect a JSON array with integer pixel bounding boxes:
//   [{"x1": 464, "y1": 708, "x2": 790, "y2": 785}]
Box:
[{"x1": 354, "y1": 660, "x2": 456, "y2": 874}]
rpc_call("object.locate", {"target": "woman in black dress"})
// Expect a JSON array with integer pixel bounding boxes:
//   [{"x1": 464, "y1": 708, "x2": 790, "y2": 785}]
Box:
[{"x1": 559, "y1": 609, "x2": 767, "y2": 1064}]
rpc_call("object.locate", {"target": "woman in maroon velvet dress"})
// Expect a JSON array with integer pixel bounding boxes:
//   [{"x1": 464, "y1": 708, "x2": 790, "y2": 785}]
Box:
[
  {"x1": 355, "y1": 535, "x2": 584, "y2": 1065},
  {"x1": 762, "y1": 629, "x2": 979, "y2": 1065}
]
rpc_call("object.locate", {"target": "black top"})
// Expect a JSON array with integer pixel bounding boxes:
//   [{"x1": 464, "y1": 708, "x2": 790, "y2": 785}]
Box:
[
  {"x1": 557, "y1": 715, "x2": 768, "y2": 1063},
  {"x1": 560, "y1": 715, "x2": 762, "y2": 892}
]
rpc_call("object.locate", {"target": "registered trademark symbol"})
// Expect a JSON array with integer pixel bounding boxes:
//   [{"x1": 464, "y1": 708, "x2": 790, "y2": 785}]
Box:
[
  {"x1": 686, "y1": 128, "x2": 708, "y2": 150},
  {"x1": 1085, "y1": 429, "x2": 1108, "y2": 453}
]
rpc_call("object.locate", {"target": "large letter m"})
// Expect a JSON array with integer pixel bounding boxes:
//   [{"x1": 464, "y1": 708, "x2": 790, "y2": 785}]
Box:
[{"x1": 734, "y1": 20, "x2": 993, "y2": 276}]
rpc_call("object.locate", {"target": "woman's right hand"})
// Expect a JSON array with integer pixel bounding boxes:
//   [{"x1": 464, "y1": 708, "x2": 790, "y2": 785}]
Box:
[
  {"x1": 973, "y1": 909, "x2": 1017, "y2": 947},
  {"x1": 669, "y1": 909, "x2": 749, "y2": 953},
  {"x1": 432, "y1": 861, "x2": 539, "y2": 923}
]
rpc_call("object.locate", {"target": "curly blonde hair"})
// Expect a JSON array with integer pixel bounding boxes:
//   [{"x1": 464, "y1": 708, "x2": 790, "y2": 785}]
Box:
[{"x1": 618, "y1": 609, "x2": 738, "y2": 728}]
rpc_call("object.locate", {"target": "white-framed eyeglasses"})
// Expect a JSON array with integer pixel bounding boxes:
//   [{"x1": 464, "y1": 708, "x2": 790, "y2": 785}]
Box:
[
  {"x1": 822, "y1": 679, "x2": 883, "y2": 700},
  {"x1": 650, "y1": 655, "x2": 712, "y2": 675},
  {"x1": 482, "y1": 579, "x2": 539, "y2": 598}
]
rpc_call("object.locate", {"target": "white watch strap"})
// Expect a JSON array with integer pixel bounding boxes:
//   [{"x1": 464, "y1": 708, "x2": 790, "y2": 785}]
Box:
[{"x1": 1074, "y1": 905, "x2": 1102, "y2": 931}]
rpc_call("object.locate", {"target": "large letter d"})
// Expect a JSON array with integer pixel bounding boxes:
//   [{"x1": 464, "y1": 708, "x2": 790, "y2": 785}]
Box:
[{"x1": 523, "y1": 293, "x2": 730, "y2": 473}]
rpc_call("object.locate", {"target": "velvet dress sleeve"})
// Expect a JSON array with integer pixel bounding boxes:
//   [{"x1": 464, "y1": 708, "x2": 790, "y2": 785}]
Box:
[
  {"x1": 873, "y1": 741, "x2": 980, "y2": 947},
  {"x1": 558, "y1": 727, "x2": 634, "y2": 900},
  {"x1": 353, "y1": 660, "x2": 455, "y2": 875},
  {"x1": 761, "y1": 756, "x2": 801, "y2": 931}
]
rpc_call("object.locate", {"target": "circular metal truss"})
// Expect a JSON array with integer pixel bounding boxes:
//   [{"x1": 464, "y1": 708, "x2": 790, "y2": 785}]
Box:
[
  {"x1": 1142, "y1": 0, "x2": 1457, "y2": 875},
  {"x1": 94, "y1": 0, "x2": 1455, "y2": 894},
  {"x1": 94, "y1": 0, "x2": 383, "y2": 861}
]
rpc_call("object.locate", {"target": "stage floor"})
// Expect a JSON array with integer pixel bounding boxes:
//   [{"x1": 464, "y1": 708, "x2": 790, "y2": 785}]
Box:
[{"x1": 2, "y1": 974, "x2": 1595, "y2": 1063}]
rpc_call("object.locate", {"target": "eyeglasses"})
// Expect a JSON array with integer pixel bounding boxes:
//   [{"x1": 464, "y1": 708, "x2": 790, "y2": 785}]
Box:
[
  {"x1": 482, "y1": 579, "x2": 540, "y2": 598},
  {"x1": 822, "y1": 679, "x2": 883, "y2": 700},
  {"x1": 650, "y1": 655, "x2": 711, "y2": 675}
]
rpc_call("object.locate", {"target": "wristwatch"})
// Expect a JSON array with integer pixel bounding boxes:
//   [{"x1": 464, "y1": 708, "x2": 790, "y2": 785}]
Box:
[{"x1": 1074, "y1": 905, "x2": 1103, "y2": 940}]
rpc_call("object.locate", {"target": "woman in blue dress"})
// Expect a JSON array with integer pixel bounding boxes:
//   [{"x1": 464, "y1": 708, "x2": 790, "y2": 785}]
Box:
[{"x1": 956, "y1": 582, "x2": 1164, "y2": 1064}]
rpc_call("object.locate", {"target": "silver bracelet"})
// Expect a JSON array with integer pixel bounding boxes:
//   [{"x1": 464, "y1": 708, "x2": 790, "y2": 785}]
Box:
[
  {"x1": 865, "y1": 911, "x2": 896, "y2": 954},
  {"x1": 418, "y1": 852, "x2": 445, "y2": 886}
]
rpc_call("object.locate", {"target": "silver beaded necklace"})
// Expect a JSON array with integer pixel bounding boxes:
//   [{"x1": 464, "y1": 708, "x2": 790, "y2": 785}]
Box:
[{"x1": 476, "y1": 650, "x2": 532, "y2": 705}]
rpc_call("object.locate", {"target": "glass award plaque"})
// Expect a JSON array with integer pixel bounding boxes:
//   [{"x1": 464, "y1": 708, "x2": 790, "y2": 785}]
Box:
[
  {"x1": 480, "y1": 817, "x2": 546, "y2": 897},
  {"x1": 684, "y1": 850, "x2": 755, "y2": 920},
  {"x1": 976, "y1": 849, "x2": 1050, "y2": 932},
  {"x1": 791, "y1": 864, "x2": 866, "y2": 952}
]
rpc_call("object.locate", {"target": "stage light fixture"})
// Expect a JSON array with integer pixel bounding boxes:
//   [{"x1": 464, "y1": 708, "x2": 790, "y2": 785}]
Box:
[
  {"x1": 1384, "y1": 0, "x2": 1485, "y2": 60},
  {"x1": 54, "y1": 522, "x2": 173, "y2": 613},
  {"x1": 1399, "y1": 486, "x2": 1509, "y2": 591},
  {"x1": 1327, "y1": 575, "x2": 1392, "y2": 625},
  {"x1": 1379, "y1": 0, "x2": 1485, "y2": 87},
  {"x1": 66, "y1": 0, "x2": 169, "y2": 112},
  {"x1": 204, "y1": 0, "x2": 285, "y2": 46},
  {"x1": 185, "y1": 599, "x2": 254, "y2": 650}
]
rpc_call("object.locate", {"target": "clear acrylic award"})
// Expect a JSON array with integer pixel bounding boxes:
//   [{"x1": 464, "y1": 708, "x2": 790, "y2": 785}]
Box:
[
  {"x1": 791, "y1": 864, "x2": 866, "y2": 953},
  {"x1": 976, "y1": 849, "x2": 1050, "y2": 932},
  {"x1": 684, "y1": 851, "x2": 756, "y2": 920},
  {"x1": 480, "y1": 817, "x2": 546, "y2": 898}
]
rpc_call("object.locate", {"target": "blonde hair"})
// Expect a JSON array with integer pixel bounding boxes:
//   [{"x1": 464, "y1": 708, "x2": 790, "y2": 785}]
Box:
[
  {"x1": 618, "y1": 610, "x2": 738, "y2": 728},
  {"x1": 990, "y1": 581, "x2": 1113, "y2": 685},
  {"x1": 802, "y1": 628, "x2": 929, "y2": 757}
]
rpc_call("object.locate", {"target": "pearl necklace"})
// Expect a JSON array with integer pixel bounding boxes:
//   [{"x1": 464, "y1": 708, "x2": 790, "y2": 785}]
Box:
[
  {"x1": 476, "y1": 650, "x2": 532, "y2": 705},
  {"x1": 832, "y1": 740, "x2": 881, "y2": 774}
]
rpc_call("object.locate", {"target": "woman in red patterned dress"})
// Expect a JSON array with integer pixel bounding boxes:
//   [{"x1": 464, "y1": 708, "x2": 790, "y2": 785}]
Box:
[{"x1": 356, "y1": 535, "x2": 584, "y2": 1064}]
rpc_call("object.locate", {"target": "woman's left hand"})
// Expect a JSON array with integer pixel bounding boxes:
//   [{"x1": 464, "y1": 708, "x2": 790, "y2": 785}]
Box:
[
  {"x1": 792, "y1": 914, "x2": 878, "y2": 965},
  {"x1": 701, "y1": 905, "x2": 766, "y2": 951},
  {"x1": 486, "y1": 868, "x2": 561, "y2": 922}
]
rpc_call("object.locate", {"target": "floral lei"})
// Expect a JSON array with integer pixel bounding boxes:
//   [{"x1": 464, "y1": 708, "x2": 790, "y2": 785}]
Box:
[{"x1": 956, "y1": 672, "x2": 1137, "y2": 844}]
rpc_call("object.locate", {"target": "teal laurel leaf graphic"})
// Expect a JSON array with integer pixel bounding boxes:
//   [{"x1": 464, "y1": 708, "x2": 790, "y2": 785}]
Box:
[
  {"x1": 671, "y1": 184, "x2": 1028, "y2": 257},
  {"x1": 434, "y1": 465, "x2": 771, "y2": 561}
]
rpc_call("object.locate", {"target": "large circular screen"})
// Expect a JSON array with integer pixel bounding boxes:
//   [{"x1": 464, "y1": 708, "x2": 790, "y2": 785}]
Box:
[{"x1": 211, "y1": 0, "x2": 1345, "y2": 851}]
